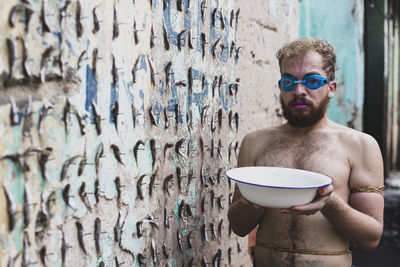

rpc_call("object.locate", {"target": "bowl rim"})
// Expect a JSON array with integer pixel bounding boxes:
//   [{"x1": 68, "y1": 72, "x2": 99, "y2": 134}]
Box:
[{"x1": 226, "y1": 166, "x2": 332, "y2": 189}]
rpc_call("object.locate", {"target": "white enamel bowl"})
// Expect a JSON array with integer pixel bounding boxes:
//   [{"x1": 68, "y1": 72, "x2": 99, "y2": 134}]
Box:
[{"x1": 226, "y1": 167, "x2": 332, "y2": 208}]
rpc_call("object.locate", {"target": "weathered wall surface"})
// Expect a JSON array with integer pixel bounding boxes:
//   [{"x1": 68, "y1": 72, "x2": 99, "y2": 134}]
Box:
[
  {"x1": 235, "y1": 0, "x2": 298, "y2": 141},
  {"x1": 299, "y1": 0, "x2": 364, "y2": 131},
  {"x1": 0, "y1": 0, "x2": 297, "y2": 266}
]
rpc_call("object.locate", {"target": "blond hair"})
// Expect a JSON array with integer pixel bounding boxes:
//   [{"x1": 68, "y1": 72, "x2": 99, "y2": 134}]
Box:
[{"x1": 276, "y1": 38, "x2": 337, "y2": 80}]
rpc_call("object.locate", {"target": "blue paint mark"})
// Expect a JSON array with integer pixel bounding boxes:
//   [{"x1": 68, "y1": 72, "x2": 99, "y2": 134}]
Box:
[
  {"x1": 159, "y1": 80, "x2": 165, "y2": 97},
  {"x1": 66, "y1": 40, "x2": 73, "y2": 52},
  {"x1": 153, "y1": 102, "x2": 163, "y2": 125},
  {"x1": 152, "y1": 0, "x2": 158, "y2": 9},
  {"x1": 109, "y1": 84, "x2": 119, "y2": 123},
  {"x1": 166, "y1": 101, "x2": 183, "y2": 124},
  {"x1": 139, "y1": 90, "x2": 145, "y2": 101},
  {"x1": 218, "y1": 82, "x2": 229, "y2": 111},
  {"x1": 9, "y1": 111, "x2": 23, "y2": 126},
  {"x1": 139, "y1": 55, "x2": 148, "y2": 71},
  {"x1": 123, "y1": 80, "x2": 135, "y2": 105},
  {"x1": 18, "y1": 113, "x2": 24, "y2": 125},
  {"x1": 53, "y1": 32, "x2": 62, "y2": 50},
  {"x1": 182, "y1": 8, "x2": 191, "y2": 49},
  {"x1": 167, "y1": 98, "x2": 178, "y2": 107},
  {"x1": 139, "y1": 90, "x2": 146, "y2": 125},
  {"x1": 170, "y1": 78, "x2": 180, "y2": 101},
  {"x1": 234, "y1": 51, "x2": 239, "y2": 65},
  {"x1": 210, "y1": 9, "x2": 230, "y2": 63},
  {"x1": 85, "y1": 65, "x2": 98, "y2": 123},
  {"x1": 163, "y1": 0, "x2": 192, "y2": 48},
  {"x1": 187, "y1": 68, "x2": 209, "y2": 115}
]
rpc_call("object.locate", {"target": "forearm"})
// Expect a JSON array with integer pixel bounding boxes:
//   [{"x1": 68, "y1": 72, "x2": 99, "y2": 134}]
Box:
[
  {"x1": 321, "y1": 192, "x2": 383, "y2": 250},
  {"x1": 228, "y1": 200, "x2": 264, "y2": 237}
]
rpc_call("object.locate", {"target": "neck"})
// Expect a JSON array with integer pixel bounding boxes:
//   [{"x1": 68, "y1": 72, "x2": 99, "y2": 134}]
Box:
[{"x1": 283, "y1": 115, "x2": 330, "y2": 134}]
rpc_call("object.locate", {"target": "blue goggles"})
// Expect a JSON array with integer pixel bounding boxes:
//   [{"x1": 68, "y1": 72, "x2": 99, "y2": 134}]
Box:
[{"x1": 278, "y1": 74, "x2": 329, "y2": 91}]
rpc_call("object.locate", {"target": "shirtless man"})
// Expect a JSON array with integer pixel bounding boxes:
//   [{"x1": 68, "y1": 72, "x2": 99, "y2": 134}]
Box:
[{"x1": 228, "y1": 38, "x2": 384, "y2": 267}]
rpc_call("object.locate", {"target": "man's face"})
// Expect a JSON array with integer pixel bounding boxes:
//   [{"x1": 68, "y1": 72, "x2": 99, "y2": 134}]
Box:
[{"x1": 279, "y1": 51, "x2": 336, "y2": 127}]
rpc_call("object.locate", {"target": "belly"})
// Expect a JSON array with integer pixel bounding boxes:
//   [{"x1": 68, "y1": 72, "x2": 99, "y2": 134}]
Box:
[
  {"x1": 255, "y1": 210, "x2": 351, "y2": 266},
  {"x1": 254, "y1": 246, "x2": 353, "y2": 267}
]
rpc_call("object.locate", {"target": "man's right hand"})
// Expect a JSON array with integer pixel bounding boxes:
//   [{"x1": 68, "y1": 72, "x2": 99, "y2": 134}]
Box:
[{"x1": 228, "y1": 185, "x2": 266, "y2": 237}]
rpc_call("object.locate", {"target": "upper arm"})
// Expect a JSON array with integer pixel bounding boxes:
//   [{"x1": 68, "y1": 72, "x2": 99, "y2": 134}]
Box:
[
  {"x1": 349, "y1": 134, "x2": 384, "y2": 225},
  {"x1": 232, "y1": 133, "x2": 257, "y2": 203},
  {"x1": 237, "y1": 133, "x2": 257, "y2": 167}
]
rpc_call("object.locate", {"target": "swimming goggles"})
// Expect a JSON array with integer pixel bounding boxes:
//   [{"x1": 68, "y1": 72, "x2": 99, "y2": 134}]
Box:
[{"x1": 278, "y1": 74, "x2": 329, "y2": 91}]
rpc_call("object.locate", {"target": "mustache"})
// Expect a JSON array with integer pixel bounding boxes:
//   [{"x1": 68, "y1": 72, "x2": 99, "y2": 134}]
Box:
[{"x1": 288, "y1": 97, "x2": 312, "y2": 106}]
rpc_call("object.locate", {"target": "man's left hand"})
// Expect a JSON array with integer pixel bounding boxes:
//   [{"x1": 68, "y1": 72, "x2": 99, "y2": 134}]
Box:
[{"x1": 280, "y1": 184, "x2": 334, "y2": 215}]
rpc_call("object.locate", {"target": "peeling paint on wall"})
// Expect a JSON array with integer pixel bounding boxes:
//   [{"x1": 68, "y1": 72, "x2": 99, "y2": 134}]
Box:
[
  {"x1": 0, "y1": 0, "x2": 298, "y2": 266},
  {"x1": 0, "y1": 0, "x2": 244, "y2": 266}
]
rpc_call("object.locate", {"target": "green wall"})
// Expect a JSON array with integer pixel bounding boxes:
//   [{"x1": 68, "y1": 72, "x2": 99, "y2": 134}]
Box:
[{"x1": 299, "y1": 0, "x2": 364, "y2": 130}]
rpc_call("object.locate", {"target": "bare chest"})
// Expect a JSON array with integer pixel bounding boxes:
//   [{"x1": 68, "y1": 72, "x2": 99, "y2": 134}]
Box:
[
  {"x1": 254, "y1": 132, "x2": 353, "y2": 259},
  {"x1": 254, "y1": 135, "x2": 350, "y2": 185}
]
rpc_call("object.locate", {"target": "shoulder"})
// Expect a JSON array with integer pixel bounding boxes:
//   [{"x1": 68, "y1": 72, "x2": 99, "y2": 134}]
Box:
[
  {"x1": 238, "y1": 127, "x2": 278, "y2": 167},
  {"x1": 240, "y1": 127, "x2": 281, "y2": 148},
  {"x1": 328, "y1": 122, "x2": 380, "y2": 153},
  {"x1": 329, "y1": 123, "x2": 383, "y2": 187}
]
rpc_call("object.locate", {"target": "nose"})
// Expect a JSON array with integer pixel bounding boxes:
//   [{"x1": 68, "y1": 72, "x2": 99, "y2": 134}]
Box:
[{"x1": 292, "y1": 82, "x2": 307, "y2": 96}]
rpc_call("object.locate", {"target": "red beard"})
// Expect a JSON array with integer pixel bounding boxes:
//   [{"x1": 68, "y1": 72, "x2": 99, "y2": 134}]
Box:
[{"x1": 280, "y1": 94, "x2": 330, "y2": 127}]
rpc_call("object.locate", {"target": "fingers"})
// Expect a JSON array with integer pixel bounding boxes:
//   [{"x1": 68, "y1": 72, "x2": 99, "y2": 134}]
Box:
[
  {"x1": 289, "y1": 195, "x2": 329, "y2": 214},
  {"x1": 319, "y1": 184, "x2": 334, "y2": 196},
  {"x1": 280, "y1": 185, "x2": 334, "y2": 215}
]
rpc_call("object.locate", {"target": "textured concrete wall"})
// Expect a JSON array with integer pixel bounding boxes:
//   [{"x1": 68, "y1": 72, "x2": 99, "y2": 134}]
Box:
[
  {"x1": 235, "y1": 0, "x2": 298, "y2": 141},
  {"x1": 299, "y1": 0, "x2": 364, "y2": 131},
  {"x1": 0, "y1": 0, "x2": 297, "y2": 266}
]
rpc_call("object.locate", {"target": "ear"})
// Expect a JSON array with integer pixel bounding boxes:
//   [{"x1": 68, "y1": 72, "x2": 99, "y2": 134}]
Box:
[{"x1": 327, "y1": 80, "x2": 337, "y2": 98}]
